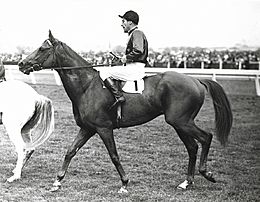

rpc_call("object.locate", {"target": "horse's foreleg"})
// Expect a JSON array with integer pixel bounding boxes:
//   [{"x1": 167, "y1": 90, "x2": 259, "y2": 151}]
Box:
[
  {"x1": 51, "y1": 128, "x2": 95, "y2": 192},
  {"x1": 98, "y1": 128, "x2": 129, "y2": 193}
]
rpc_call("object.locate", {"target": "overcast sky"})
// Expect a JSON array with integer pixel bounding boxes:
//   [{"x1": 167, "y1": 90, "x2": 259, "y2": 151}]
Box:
[{"x1": 0, "y1": 0, "x2": 260, "y2": 53}]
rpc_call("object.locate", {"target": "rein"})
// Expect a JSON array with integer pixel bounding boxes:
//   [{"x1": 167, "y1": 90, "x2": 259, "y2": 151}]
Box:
[{"x1": 42, "y1": 63, "x2": 118, "y2": 70}]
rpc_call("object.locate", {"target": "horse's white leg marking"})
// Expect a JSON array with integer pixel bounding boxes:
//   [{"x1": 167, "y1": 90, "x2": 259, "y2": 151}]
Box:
[
  {"x1": 4, "y1": 124, "x2": 26, "y2": 182},
  {"x1": 177, "y1": 180, "x2": 194, "y2": 190},
  {"x1": 118, "y1": 186, "x2": 128, "y2": 194}
]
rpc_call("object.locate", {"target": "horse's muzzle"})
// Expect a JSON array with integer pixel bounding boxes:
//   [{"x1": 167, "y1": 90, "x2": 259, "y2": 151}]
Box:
[{"x1": 18, "y1": 62, "x2": 31, "y2": 75}]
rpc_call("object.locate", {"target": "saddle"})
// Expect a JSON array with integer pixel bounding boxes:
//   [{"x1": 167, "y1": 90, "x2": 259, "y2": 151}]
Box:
[{"x1": 121, "y1": 79, "x2": 144, "y2": 94}]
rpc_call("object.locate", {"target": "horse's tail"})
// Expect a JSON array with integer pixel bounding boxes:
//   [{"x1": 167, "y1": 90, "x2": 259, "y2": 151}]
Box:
[
  {"x1": 21, "y1": 95, "x2": 54, "y2": 150},
  {"x1": 199, "y1": 79, "x2": 233, "y2": 146}
]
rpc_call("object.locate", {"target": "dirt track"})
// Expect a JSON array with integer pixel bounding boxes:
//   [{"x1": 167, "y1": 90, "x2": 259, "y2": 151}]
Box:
[{"x1": 0, "y1": 81, "x2": 259, "y2": 201}]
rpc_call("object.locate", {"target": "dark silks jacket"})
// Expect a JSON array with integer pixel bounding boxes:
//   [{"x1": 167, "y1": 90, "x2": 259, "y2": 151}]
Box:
[{"x1": 126, "y1": 27, "x2": 148, "y2": 65}]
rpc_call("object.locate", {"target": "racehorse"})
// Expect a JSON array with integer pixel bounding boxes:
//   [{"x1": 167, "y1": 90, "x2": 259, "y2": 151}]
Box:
[
  {"x1": 0, "y1": 79, "x2": 54, "y2": 182},
  {"x1": 19, "y1": 31, "x2": 232, "y2": 192}
]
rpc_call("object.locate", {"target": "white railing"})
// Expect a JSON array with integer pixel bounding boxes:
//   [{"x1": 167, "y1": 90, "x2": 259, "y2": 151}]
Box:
[
  {"x1": 5, "y1": 65, "x2": 62, "y2": 86},
  {"x1": 145, "y1": 68, "x2": 260, "y2": 96},
  {"x1": 169, "y1": 61, "x2": 260, "y2": 70},
  {"x1": 4, "y1": 65, "x2": 260, "y2": 96}
]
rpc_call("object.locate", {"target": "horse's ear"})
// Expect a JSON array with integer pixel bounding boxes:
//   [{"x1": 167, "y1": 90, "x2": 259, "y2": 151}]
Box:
[
  {"x1": 49, "y1": 30, "x2": 55, "y2": 43},
  {"x1": 49, "y1": 30, "x2": 59, "y2": 45}
]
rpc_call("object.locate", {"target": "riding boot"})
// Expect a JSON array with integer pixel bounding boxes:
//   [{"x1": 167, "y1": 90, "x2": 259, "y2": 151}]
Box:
[{"x1": 104, "y1": 77, "x2": 126, "y2": 106}]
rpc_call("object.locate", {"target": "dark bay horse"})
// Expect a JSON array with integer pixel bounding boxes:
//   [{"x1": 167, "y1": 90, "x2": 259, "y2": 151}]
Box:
[{"x1": 19, "y1": 31, "x2": 232, "y2": 192}]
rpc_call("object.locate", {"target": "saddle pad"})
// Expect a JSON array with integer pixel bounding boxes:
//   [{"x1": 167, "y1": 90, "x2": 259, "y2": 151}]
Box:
[{"x1": 122, "y1": 79, "x2": 144, "y2": 94}]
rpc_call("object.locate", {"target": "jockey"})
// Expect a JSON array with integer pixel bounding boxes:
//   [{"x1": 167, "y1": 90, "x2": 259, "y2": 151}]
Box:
[
  {"x1": 0, "y1": 58, "x2": 6, "y2": 82},
  {"x1": 100, "y1": 10, "x2": 148, "y2": 106}
]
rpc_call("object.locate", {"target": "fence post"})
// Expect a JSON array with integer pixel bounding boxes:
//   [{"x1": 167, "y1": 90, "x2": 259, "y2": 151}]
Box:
[
  {"x1": 255, "y1": 75, "x2": 260, "y2": 96},
  {"x1": 219, "y1": 60, "x2": 222, "y2": 69},
  {"x1": 201, "y1": 61, "x2": 204, "y2": 69},
  {"x1": 167, "y1": 61, "x2": 170, "y2": 68},
  {"x1": 212, "y1": 73, "x2": 217, "y2": 81},
  {"x1": 30, "y1": 72, "x2": 36, "y2": 84},
  {"x1": 53, "y1": 71, "x2": 62, "y2": 86},
  {"x1": 7, "y1": 67, "x2": 14, "y2": 80},
  {"x1": 238, "y1": 61, "x2": 242, "y2": 70}
]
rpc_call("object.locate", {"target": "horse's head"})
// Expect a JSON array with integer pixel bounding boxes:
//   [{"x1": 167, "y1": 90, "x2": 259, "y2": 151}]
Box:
[{"x1": 19, "y1": 30, "x2": 59, "y2": 74}]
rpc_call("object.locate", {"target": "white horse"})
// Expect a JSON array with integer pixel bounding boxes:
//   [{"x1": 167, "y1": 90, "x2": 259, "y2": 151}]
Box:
[{"x1": 0, "y1": 80, "x2": 54, "y2": 182}]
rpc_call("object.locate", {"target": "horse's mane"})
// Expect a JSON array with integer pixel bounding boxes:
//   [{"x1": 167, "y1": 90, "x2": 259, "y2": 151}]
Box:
[{"x1": 58, "y1": 41, "x2": 98, "y2": 73}]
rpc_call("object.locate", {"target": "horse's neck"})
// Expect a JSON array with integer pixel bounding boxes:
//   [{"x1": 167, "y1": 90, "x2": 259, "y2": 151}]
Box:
[{"x1": 55, "y1": 51, "x2": 98, "y2": 102}]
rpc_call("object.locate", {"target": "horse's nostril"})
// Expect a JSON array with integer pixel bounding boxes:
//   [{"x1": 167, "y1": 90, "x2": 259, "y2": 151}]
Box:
[{"x1": 18, "y1": 61, "x2": 23, "y2": 67}]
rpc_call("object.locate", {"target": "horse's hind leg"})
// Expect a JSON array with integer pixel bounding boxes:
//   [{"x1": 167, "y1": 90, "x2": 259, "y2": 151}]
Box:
[
  {"x1": 97, "y1": 127, "x2": 129, "y2": 193},
  {"x1": 192, "y1": 125, "x2": 215, "y2": 183},
  {"x1": 5, "y1": 127, "x2": 26, "y2": 182},
  {"x1": 21, "y1": 131, "x2": 35, "y2": 169},
  {"x1": 172, "y1": 123, "x2": 199, "y2": 189},
  {"x1": 22, "y1": 149, "x2": 35, "y2": 169},
  {"x1": 173, "y1": 121, "x2": 215, "y2": 188}
]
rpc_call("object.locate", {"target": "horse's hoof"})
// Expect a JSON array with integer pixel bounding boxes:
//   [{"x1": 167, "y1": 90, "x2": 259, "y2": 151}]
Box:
[
  {"x1": 118, "y1": 186, "x2": 128, "y2": 194},
  {"x1": 177, "y1": 180, "x2": 193, "y2": 190},
  {"x1": 50, "y1": 180, "x2": 61, "y2": 192},
  {"x1": 200, "y1": 171, "x2": 216, "y2": 183},
  {"x1": 50, "y1": 185, "x2": 61, "y2": 192},
  {"x1": 7, "y1": 176, "x2": 20, "y2": 183},
  {"x1": 6, "y1": 178, "x2": 13, "y2": 183}
]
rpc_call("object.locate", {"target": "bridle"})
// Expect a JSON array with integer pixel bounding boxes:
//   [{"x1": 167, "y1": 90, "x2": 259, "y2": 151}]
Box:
[{"x1": 30, "y1": 39, "x2": 120, "y2": 72}]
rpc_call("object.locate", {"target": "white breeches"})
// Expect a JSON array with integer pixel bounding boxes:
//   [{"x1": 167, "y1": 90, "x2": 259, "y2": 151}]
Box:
[{"x1": 97, "y1": 62, "x2": 145, "y2": 81}]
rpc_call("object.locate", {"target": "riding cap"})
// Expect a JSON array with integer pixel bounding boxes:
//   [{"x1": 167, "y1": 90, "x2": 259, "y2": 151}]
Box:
[{"x1": 119, "y1": 10, "x2": 139, "y2": 25}]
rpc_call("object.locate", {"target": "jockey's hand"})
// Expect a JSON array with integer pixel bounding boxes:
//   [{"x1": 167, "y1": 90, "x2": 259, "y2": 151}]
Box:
[
  {"x1": 112, "y1": 56, "x2": 122, "y2": 66},
  {"x1": 120, "y1": 55, "x2": 127, "y2": 64},
  {"x1": 112, "y1": 59, "x2": 123, "y2": 66}
]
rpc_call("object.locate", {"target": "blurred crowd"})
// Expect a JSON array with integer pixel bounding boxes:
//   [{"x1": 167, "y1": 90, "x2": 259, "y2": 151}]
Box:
[
  {"x1": 147, "y1": 48, "x2": 260, "y2": 69},
  {"x1": 0, "y1": 53, "x2": 22, "y2": 65},
  {"x1": 79, "y1": 48, "x2": 260, "y2": 70},
  {"x1": 1, "y1": 48, "x2": 260, "y2": 70}
]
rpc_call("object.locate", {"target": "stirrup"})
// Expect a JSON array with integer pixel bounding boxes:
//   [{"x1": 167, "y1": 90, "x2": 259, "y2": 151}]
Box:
[{"x1": 109, "y1": 97, "x2": 125, "y2": 110}]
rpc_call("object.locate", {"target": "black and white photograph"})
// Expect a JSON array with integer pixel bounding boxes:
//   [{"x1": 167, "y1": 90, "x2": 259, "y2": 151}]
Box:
[{"x1": 0, "y1": 0, "x2": 259, "y2": 201}]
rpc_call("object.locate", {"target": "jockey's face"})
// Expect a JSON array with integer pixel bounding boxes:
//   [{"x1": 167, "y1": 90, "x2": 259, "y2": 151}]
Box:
[{"x1": 121, "y1": 18, "x2": 131, "y2": 33}]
